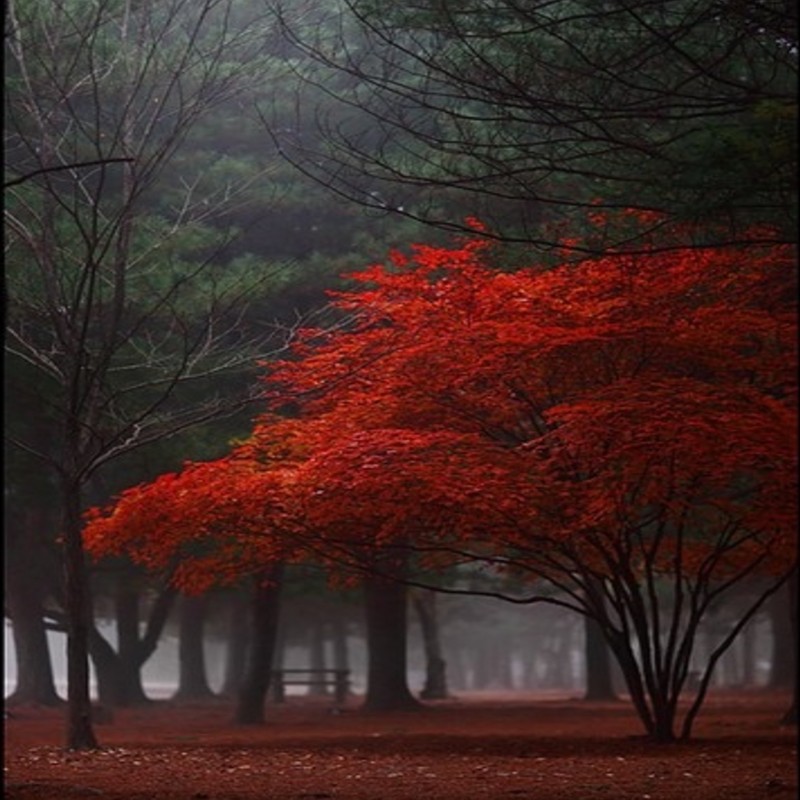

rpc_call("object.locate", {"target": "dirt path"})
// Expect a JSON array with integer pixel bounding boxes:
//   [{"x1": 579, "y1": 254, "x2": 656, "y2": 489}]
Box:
[{"x1": 4, "y1": 691, "x2": 796, "y2": 799}]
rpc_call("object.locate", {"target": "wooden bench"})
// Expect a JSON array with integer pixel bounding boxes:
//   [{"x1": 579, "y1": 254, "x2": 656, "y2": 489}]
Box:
[{"x1": 270, "y1": 668, "x2": 350, "y2": 705}]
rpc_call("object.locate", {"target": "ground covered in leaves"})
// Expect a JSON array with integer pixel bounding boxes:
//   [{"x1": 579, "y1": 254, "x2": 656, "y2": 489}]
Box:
[{"x1": 4, "y1": 690, "x2": 796, "y2": 799}]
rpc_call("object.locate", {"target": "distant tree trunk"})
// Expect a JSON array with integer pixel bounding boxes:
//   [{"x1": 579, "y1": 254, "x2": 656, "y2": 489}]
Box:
[
  {"x1": 330, "y1": 613, "x2": 350, "y2": 674},
  {"x1": 584, "y1": 613, "x2": 617, "y2": 700},
  {"x1": 221, "y1": 588, "x2": 250, "y2": 698},
  {"x1": 5, "y1": 506, "x2": 63, "y2": 707},
  {"x1": 307, "y1": 620, "x2": 329, "y2": 696},
  {"x1": 781, "y1": 569, "x2": 797, "y2": 725},
  {"x1": 541, "y1": 639, "x2": 568, "y2": 690},
  {"x1": 769, "y1": 583, "x2": 795, "y2": 688},
  {"x1": 234, "y1": 564, "x2": 284, "y2": 724},
  {"x1": 363, "y1": 572, "x2": 420, "y2": 711},
  {"x1": 5, "y1": 575, "x2": 62, "y2": 707},
  {"x1": 88, "y1": 627, "x2": 120, "y2": 707},
  {"x1": 472, "y1": 643, "x2": 491, "y2": 689},
  {"x1": 173, "y1": 593, "x2": 215, "y2": 702},
  {"x1": 448, "y1": 645, "x2": 468, "y2": 691},
  {"x1": 113, "y1": 587, "x2": 152, "y2": 705},
  {"x1": 412, "y1": 590, "x2": 448, "y2": 700},
  {"x1": 740, "y1": 618, "x2": 757, "y2": 686},
  {"x1": 88, "y1": 580, "x2": 177, "y2": 708},
  {"x1": 496, "y1": 646, "x2": 515, "y2": 690},
  {"x1": 519, "y1": 642, "x2": 538, "y2": 691}
]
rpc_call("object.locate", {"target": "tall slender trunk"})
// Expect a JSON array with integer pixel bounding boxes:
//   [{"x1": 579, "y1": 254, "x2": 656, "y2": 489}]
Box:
[
  {"x1": 769, "y1": 582, "x2": 795, "y2": 688},
  {"x1": 62, "y1": 479, "x2": 98, "y2": 749},
  {"x1": 234, "y1": 564, "x2": 284, "y2": 724},
  {"x1": 173, "y1": 593, "x2": 215, "y2": 701},
  {"x1": 363, "y1": 573, "x2": 420, "y2": 711}
]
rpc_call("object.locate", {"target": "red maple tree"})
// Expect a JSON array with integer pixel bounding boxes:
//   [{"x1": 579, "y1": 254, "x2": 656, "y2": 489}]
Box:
[{"x1": 86, "y1": 215, "x2": 797, "y2": 740}]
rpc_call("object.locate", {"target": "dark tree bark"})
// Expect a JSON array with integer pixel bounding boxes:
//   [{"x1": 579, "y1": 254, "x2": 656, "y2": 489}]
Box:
[
  {"x1": 412, "y1": 590, "x2": 449, "y2": 700},
  {"x1": 173, "y1": 593, "x2": 215, "y2": 702},
  {"x1": 5, "y1": 576, "x2": 62, "y2": 707},
  {"x1": 221, "y1": 588, "x2": 250, "y2": 698},
  {"x1": 363, "y1": 574, "x2": 420, "y2": 711},
  {"x1": 88, "y1": 627, "x2": 121, "y2": 708},
  {"x1": 584, "y1": 613, "x2": 617, "y2": 701},
  {"x1": 112, "y1": 586, "x2": 154, "y2": 705},
  {"x1": 780, "y1": 568, "x2": 797, "y2": 726},
  {"x1": 5, "y1": 508, "x2": 62, "y2": 707},
  {"x1": 234, "y1": 564, "x2": 284, "y2": 725},
  {"x1": 769, "y1": 582, "x2": 795, "y2": 688},
  {"x1": 88, "y1": 580, "x2": 177, "y2": 707},
  {"x1": 62, "y1": 478, "x2": 98, "y2": 749}
]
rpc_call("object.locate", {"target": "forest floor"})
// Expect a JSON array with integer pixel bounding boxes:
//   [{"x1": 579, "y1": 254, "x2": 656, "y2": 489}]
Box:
[{"x1": 4, "y1": 689, "x2": 797, "y2": 800}]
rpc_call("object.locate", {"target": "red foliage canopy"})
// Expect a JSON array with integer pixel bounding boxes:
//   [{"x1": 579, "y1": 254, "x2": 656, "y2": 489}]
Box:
[{"x1": 85, "y1": 216, "x2": 797, "y2": 589}]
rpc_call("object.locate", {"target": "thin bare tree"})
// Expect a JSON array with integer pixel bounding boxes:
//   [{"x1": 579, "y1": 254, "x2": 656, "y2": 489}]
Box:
[{"x1": 4, "y1": 0, "x2": 289, "y2": 749}]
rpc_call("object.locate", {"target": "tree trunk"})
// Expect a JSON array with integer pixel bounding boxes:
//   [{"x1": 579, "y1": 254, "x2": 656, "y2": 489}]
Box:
[
  {"x1": 234, "y1": 564, "x2": 284, "y2": 724},
  {"x1": 173, "y1": 593, "x2": 215, "y2": 702},
  {"x1": 88, "y1": 579, "x2": 176, "y2": 707},
  {"x1": 307, "y1": 620, "x2": 329, "y2": 696},
  {"x1": 769, "y1": 582, "x2": 795, "y2": 688},
  {"x1": 5, "y1": 575, "x2": 62, "y2": 707},
  {"x1": 62, "y1": 479, "x2": 99, "y2": 749},
  {"x1": 221, "y1": 588, "x2": 250, "y2": 698},
  {"x1": 781, "y1": 568, "x2": 797, "y2": 725},
  {"x1": 363, "y1": 574, "x2": 420, "y2": 711},
  {"x1": 113, "y1": 586, "x2": 152, "y2": 705},
  {"x1": 584, "y1": 613, "x2": 617, "y2": 700},
  {"x1": 412, "y1": 590, "x2": 449, "y2": 700},
  {"x1": 740, "y1": 618, "x2": 757, "y2": 687},
  {"x1": 5, "y1": 505, "x2": 62, "y2": 707},
  {"x1": 496, "y1": 646, "x2": 515, "y2": 690},
  {"x1": 88, "y1": 625, "x2": 121, "y2": 707},
  {"x1": 330, "y1": 612, "x2": 350, "y2": 674}
]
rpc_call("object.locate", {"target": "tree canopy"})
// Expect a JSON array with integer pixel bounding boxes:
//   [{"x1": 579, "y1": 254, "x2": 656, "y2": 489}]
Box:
[{"x1": 268, "y1": 0, "x2": 798, "y2": 250}]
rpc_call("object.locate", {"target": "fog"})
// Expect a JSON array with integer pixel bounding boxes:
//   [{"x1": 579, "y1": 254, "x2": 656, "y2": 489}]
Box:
[{"x1": 4, "y1": 592, "x2": 776, "y2": 702}]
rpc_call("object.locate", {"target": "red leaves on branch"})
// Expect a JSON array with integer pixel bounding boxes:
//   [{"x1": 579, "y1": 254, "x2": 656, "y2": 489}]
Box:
[{"x1": 84, "y1": 454, "x2": 298, "y2": 593}]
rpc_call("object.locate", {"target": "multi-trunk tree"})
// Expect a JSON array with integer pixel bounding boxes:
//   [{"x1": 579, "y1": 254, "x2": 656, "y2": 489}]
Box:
[{"x1": 86, "y1": 213, "x2": 796, "y2": 741}]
